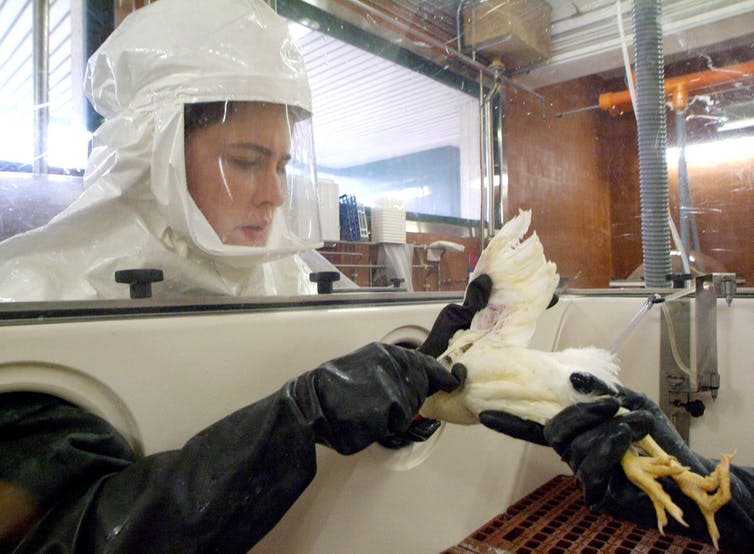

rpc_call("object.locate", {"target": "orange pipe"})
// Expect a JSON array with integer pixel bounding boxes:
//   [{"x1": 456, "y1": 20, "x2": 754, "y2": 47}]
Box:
[{"x1": 599, "y1": 59, "x2": 754, "y2": 114}]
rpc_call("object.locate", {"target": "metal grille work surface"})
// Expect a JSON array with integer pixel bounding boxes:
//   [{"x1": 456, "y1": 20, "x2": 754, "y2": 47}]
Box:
[{"x1": 441, "y1": 475, "x2": 722, "y2": 554}]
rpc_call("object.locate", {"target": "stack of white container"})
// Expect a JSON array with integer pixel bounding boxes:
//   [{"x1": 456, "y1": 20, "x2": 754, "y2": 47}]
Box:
[{"x1": 370, "y1": 197, "x2": 406, "y2": 244}]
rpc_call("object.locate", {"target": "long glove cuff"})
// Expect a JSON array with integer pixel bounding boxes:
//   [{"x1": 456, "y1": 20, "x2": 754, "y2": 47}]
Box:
[{"x1": 288, "y1": 371, "x2": 347, "y2": 452}]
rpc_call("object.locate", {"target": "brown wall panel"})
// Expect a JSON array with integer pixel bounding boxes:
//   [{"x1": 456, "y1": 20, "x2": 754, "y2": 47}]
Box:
[
  {"x1": 503, "y1": 71, "x2": 754, "y2": 287},
  {"x1": 604, "y1": 113, "x2": 642, "y2": 281},
  {"x1": 668, "y1": 153, "x2": 754, "y2": 285},
  {"x1": 505, "y1": 77, "x2": 613, "y2": 288},
  {"x1": 602, "y1": 110, "x2": 754, "y2": 286}
]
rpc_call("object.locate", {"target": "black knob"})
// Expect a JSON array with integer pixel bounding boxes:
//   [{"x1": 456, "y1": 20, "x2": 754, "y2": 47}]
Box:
[
  {"x1": 667, "y1": 273, "x2": 692, "y2": 289},
  {"x1": 114, "y1": 269, "x2": 164, "y2": 299},
  {"x1": 683, "y1": 399, "x2": 706, "y2": 417},
  {"x1": 309, "y1": 271, "x2": 340, "y2": 294},
  {"x1": 390, "y1": 278, "x2": 404, "y2": 288}
]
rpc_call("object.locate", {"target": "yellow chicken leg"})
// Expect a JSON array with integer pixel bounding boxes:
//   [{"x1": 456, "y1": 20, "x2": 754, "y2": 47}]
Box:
[
  {"x1": 673, "y1": 451, "x2": 734, "y2": 551},
  {"x1": 621, "y1": 436, "x2": 688, "y2": 533},
  {"x1": 621, "y1": 434, "x2": 734, "y2": 550}
]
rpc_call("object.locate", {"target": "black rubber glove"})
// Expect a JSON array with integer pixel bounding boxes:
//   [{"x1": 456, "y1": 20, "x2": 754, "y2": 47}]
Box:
[
  {"x1": 376, "y1": 274, "x2": 490, "y2": 449},
  {"x1": 553, "y1": 373, "x2": 754, "y2": 550},
  {"x1": 416, "y1": 274, "x2": 493, "y2": 358},
  {"x1": 4, "y1": 344, "x2": 463, "y2": 553},
  {"x1": 483, "y1": 372, "x2": 754, "y2": 550},
  {"x1": 292, "y1": 342, "x2": 465, "y2": 455},
  {"x1": 4, "y1": 388, "x2": 321, "y2": 553}
]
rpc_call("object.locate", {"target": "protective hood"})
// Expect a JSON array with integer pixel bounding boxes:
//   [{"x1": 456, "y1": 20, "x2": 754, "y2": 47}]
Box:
[
  {"x1": 0, "y1": 0, "x2": 324, "y2": 301},
  {"x1": 85, "y1": 0, "x2": 322, "y2": 264},
  {"x1": 85, "y1": 0, "x2": 312, "y2": 118}
]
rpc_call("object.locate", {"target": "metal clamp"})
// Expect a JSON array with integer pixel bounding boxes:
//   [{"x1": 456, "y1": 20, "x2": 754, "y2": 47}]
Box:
[
  {"x1": 659, "y1": 273, "x2": 736, "y2": 443},
  {"x1": 694, "y1": 273, "x2": 736, "y2": 396}
]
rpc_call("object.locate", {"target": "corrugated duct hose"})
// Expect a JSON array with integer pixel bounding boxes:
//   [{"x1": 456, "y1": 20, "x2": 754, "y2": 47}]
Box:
[{"x1": 632, "y1": 0, "x2": 672, "y2": 287}]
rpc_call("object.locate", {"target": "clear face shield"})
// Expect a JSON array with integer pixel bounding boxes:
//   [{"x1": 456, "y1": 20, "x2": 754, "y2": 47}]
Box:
[{"x1": 182, "y1": 100, "x2": 321, "y2": 263}]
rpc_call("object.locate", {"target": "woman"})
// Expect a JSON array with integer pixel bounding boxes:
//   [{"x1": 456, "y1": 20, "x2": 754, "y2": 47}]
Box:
[
  {"x1": 0, "y1": 3, "x2": 490, "y2": 551},
  {"x1": 0, "y1": 0, "x2": 322, "y2": 300}
]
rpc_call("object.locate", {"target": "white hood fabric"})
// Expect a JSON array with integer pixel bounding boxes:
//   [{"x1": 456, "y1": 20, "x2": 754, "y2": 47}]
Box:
[{"x1": 0, "y1": 0, "x2": 325, "y2": 301}]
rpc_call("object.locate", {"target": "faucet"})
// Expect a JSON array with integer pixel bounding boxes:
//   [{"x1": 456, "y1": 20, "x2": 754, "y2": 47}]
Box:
[{"x1": 425, "y1": 241, "x2": 465, "y2": 291}]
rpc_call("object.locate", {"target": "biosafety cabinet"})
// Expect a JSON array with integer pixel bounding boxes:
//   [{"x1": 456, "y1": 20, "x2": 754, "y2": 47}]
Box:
[
  {"x1": 1, "y1": 0, "x2": 754, "y2": 552},
  {"x1": 0, "y1": 292, "x2": 752, "y2": 552}
]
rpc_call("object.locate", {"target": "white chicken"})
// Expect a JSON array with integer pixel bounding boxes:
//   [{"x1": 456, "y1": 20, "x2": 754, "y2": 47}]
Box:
[{"x1": 420, "y1": 210, "x2": 732, "y2": 550}]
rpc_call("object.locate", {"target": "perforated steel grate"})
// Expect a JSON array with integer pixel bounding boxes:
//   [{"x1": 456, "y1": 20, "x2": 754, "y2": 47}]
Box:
[{"x1": 441, "y1": 474, "x2": 723, "y2": 554}]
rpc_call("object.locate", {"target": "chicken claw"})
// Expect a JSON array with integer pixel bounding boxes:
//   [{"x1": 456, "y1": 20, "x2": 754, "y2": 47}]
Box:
[
  {"x1": 673, "y1": 452, "x2": 734, "y2": 551},
  {"x1": 621, "y1": 437, "x2": 688, "y2": 533},
  {"x1": 621, "y1": 434, "x2": 733, "y2": 550}
]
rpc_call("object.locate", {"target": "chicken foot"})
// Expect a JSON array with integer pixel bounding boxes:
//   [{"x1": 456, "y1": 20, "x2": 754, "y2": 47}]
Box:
[{"x1": 621, "y1": 434, "x2": 733, "y2": 550}]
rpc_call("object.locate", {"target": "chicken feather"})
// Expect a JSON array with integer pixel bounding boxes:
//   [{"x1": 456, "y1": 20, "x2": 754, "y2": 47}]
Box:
[{"x1": 420, "y1": 209, "x2": 732, "y2": 550}]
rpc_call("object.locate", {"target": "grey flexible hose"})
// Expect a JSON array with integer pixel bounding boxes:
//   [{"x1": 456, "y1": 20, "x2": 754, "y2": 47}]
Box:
[{"x1": 632, "y1": 0, "x2": 671, "y2": 287}]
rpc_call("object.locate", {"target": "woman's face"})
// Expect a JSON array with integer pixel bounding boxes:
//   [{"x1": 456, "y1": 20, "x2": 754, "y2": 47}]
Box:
[{"x1": 184, "y1": 102, "x2": 291, "y2": 246}]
